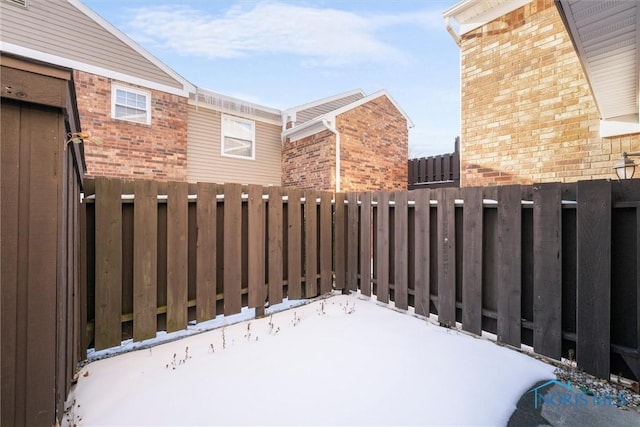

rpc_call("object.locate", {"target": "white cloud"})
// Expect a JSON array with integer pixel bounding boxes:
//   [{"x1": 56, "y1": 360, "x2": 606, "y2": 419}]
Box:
[{"x1": 125, "y1": 2, "x2": 440, "y2": 67}]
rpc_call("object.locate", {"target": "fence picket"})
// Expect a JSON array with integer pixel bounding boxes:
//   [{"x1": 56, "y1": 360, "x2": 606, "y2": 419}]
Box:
[
  {"x1": 533, "y1": 183, "x2": 562, "y2": 359},
  {"x1": 196, "y1": 183, "x2": 217, "y2": 322},
  {"x1": 360, "y1": 192, "x2": 372, "y2": 296},
  {"x1": 462, "y1": 186, "x2": 483, "y2": 335},
  {"x1": 320, "y1": 192, "x2": 333, "y2": 295},
  {"x1": 287, "y1": 188, "x2": 302, "y2": 299},
  {"x1": 94, "y1": 178, "x2": 123, "y2": 350},
  {"x1": 394, "y1": 191, "x2": 409, "y2": 309},
  {"x1": 133, "y1": 180, "x2": 157, "y2": 341},
  {"x1": 436, "y1": 188, "x2": 456, "y2": 326},
  {"x1": 347, "y1": 192, "x2": 359, "y2": 292},
  {"x1": 414, "y1": 189, "x2": 430, "y2": 316},
  {"x1": 268, "y1": 186, "x2": 284, "y2": 305},
  {"x1": 375, "y1": 192, "x2": 390, "y2": 303},
  {"x1": 247, "y1": 184, "x2": 265, "y2": 310},
  {"x1": 305, "y1": 190, "x2": 318, "y2": 298},
  {"x1": 223, "y1": 183, "x2": 242, "y2": 316},
  {"x1": 577, "y1": 180, "x2": 611, "y2": 378},
  {"x1": 334, "y1": 193, "x2": 346, "y2": 291},
  {"x1": 497, "y1": 185, "x2": 522, "y2": 347},
  {"x1": 166, "y1": 181, "x2": 189, "y2": 332}
]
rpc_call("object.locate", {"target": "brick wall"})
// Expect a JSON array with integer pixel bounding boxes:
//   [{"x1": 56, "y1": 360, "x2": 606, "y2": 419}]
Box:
[
  {"x1": 281, "y1": 129, "x2": 335, "y2": 191},
  {"x1": 74, "y1": 70, "x2": 188, "y2": 181},
  {"x1": 282, "y1": 96, "x2": 408, "y2": 192},
  {"x1": 460, "y1": 0, "x2": 640, "y2": 186},
  {"x1": 338, "y1": 96, "x2": 408, "y2": 192}
]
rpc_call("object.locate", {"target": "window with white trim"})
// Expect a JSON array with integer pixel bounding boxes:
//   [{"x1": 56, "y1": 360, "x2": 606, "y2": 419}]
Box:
[
  {"x1": 221, "y1": 114, "x2": 255, "y2": 160},
  {"x1": 111, "y1": 84, "x2": 151, "y2": 125}
]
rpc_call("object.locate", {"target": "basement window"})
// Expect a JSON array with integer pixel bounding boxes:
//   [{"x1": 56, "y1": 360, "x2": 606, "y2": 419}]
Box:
[
  {"x1": 111, "y1": 84, "x2": 151, "y2": 125},
  {"x1": 221, "y1": 114, "x2": 255, "y2": 160}
]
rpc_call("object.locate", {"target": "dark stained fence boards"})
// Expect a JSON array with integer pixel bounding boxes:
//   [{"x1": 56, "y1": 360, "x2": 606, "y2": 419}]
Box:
[
  {"x1": 94, "y1": 177, "x2": 123, "y2": 350},
  {"x1": 413, "y1": 189, "x2": 430, "y2": 316},
  {"x1": 223, "y1": 183, "x2": 243, "y2": 316},
  {"x1": 82, "y1": 178, "x2": 640, "y2": 383},
  {"x1": 268, "y1": 186, "x2": 284, "y2": 305},
  {"x1": 577, "y1": 180, "x2": 611, "y2": 379},
  {"x1": 375, "y1": 192, "x2": 390, "y2": 303},
  {"x1": 394, "y1": 191, "x2": 408, "y2": 310},
  {"x1": 305, "y1": 190, "x2": 318, "y2": 298},
  {"x1": 287, "y1": 188, "x2": 303, "y2": 299},
  {"x1": 533, "y1": 183, "x2": 562, "y2": 359},
  {"x1": 247, "y1": 185, "x2": 264, "y2": 309},
  {"x1": 196, "y1": 183, "x2": 218, "y2": 322},
  {"x1": 496, "y1": 185, "x2": 522, "y2": 347},
  {"x1": 436, "y1": 188, "x2": 456, "y2": 326},
  {"x1": 461, "y1": 187, "x2": 482, "y2": 335},
  {"x1": 320, "y1": 192, "x2": 333, "y2": 295},
  {"x1": 167, "y1": 181, "x2": 189, "y2": 331},
  {"x1": 133, "y1": 180, "x2": 158, "y2": 341}
]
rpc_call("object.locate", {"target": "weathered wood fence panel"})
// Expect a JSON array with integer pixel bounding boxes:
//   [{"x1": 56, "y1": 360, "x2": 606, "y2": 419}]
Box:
[{"x1": 83, "y1": 178, "x2": 640, "y2": 382}]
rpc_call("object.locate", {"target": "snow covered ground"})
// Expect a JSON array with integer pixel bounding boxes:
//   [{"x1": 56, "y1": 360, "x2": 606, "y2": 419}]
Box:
[{"x1": 63, "y1": 293, "x2": 555, "y2": 426}]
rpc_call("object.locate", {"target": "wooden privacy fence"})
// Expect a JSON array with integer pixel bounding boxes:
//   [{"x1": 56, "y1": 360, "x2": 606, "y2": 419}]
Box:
[
  {"x1": 83, "y1": 178, "x2": 335, "y2": 351},
  {"x1": 84, "y1": 178, "x2": 640, "y2": 382},
  {"x1": 408, "y1": 136, "x2": 460, "y2": 189}
]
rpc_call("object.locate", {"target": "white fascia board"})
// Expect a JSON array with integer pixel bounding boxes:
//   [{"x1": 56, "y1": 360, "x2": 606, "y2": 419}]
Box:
[
  {"x1": 281, "y1": 117, "x2": 328, "y2": 142},
  {"x1": 600, "y1": 115, "x2": 640, "y2": 138},
  {"x1": 444, "y1": 0, "x2": 529, "y2": 36},
  {"x1": 68, "y1": 0, "x2": 196, "y2": 94},
  {"x1": 327, "y1": 90, "x2": 415, "y2": 128},
  {"x1": 1, "y1": 42, "x2": 190, "y2": 97},
  {"x1": 187, "y1": 99, "x2": 282, "y2": 126},
  {"x1": 284, "y1": 88, "x2": 366, "y2": 114}
]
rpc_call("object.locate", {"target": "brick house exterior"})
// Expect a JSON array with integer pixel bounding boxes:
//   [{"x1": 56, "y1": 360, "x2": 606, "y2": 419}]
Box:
[
  {"x1": 75, "y1": 71, "x2": 188, "y2": 181},
  {"x1": 2, "y1": 0, "x2": 412, "y2": 191},
  {"x1": 444, "y1": 0, "x2": 640, "y2": 186},
  {"x1": 282, "y1": 91, "x2": 412, "y2": 192}
]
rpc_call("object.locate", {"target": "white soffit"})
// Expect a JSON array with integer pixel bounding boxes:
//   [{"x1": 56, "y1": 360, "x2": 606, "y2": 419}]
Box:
[
  {"x1": 558, "y1": 0, "x2": 639, "y2": 122},
  {"x1": 443, "y1": 0, "x2": 530, "y2": 36}
]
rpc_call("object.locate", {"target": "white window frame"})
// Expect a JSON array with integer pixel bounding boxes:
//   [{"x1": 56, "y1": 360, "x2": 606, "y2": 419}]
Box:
[
  {"x1": 111, "y1": 83, "x2": 151, "y2": 125},
  {"x1": 221, "y1": 114, "x2": 256, "y2": 160}
]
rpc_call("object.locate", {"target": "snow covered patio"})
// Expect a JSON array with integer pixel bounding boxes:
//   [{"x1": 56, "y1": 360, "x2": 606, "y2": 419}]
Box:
[{"x1": 63, "y1": 293, "x2": 555, "y2": 426}]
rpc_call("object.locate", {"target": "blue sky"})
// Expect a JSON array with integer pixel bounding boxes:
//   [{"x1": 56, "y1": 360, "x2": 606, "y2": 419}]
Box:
[{"x1": 83, "y1": 0, "x2": 460, "y2": 156}]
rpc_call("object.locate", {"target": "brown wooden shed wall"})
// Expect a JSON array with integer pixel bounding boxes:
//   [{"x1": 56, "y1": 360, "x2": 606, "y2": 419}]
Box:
[{"x1": 1, "y1": 59, "x2": 85, "y2": 427}]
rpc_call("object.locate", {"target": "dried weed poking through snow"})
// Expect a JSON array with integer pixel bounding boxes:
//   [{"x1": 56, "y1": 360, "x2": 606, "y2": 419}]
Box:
[{"x1": 64, "y1": 294, "x2": 555, "y2": 426}]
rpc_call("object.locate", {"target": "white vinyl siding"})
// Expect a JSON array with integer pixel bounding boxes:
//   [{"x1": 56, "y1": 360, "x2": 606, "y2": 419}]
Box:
[
  {"x1": 188, "y1": 106, "x2": 281, "y2": 185},
  {"x1": 111, "y1": 84, "x2": 151, "y2": 124},
  {"x1": 221, "y1": 114, "x2": 255, "y2": 160}
]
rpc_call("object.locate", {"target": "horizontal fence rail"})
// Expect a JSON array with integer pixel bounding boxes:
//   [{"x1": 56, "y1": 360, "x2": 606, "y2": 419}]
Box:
[{"x1": 83, "y1": 178, "x2": 640, "y2": 382}]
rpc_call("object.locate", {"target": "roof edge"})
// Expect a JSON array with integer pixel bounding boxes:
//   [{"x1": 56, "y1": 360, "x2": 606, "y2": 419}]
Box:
[
  {"x1": 69, "y1": 0, "x2": 196, "y2": 93},
  {"x1": 284, "y1": 88, "x2": 365, "y2": 114},
  {"x1": 327, "y1": 90, "x2": 414, "y2": 128},
  {"x1": 443, "y1": 0, "x2": 530, "y2": 36}
]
